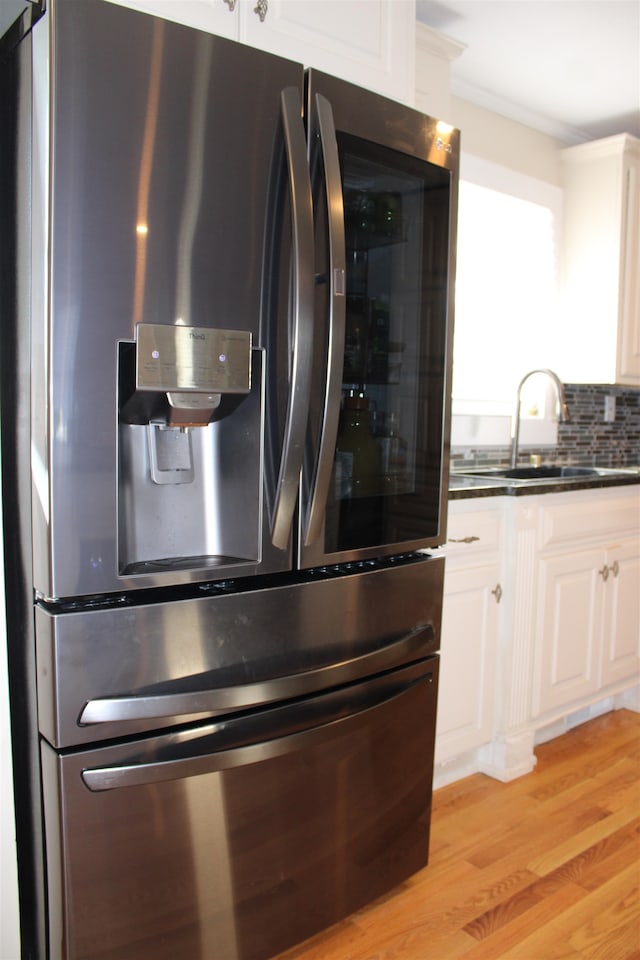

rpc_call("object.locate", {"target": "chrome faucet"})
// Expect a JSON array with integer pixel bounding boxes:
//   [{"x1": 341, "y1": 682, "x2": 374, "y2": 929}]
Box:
[{"x1": 510, "y1": 369, "x2": 570, "y2": 468}]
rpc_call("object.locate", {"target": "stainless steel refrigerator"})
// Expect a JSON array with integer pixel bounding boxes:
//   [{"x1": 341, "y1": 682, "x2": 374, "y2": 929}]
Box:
[{"x1": 0, "y1": 1, "x2": 459, "y2": 958}]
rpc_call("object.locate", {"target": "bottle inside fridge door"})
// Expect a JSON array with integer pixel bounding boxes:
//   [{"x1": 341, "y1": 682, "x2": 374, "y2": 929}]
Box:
[{"x1": 335, "y1": 391, "x2": 381, "y2": 500}]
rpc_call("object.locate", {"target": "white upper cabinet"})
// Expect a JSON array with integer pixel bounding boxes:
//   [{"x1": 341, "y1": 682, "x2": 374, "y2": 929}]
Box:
[
  {"x1": 559, "y1": 134, "x2": 640, "y2": 385},
  {"x1": 241, "y1": 0, "x2": 416, "y2": 105},
  {"x1": 104, "y1": 0, "x2": 417, "y2": 105}
]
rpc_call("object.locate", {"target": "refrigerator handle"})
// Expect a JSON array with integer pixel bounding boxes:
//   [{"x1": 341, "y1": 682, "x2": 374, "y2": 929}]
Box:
[
  {"x1": 81, "y1": 664, "x2": 434, "y2": 792},
  {"x1": 270, "y1": 87, "x2": 315, "y2": 550},
  {"x1": 303, "y1": 93, "x2": 346, "y2": 546},
  {"x1": 78, "y1": 622, "x2": 434, "y2": 726}
]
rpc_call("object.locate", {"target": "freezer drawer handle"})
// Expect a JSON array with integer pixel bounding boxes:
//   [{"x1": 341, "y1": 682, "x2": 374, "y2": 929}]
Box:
[
  {"x1": 303, "y1": 94, "x2": 347, "y2": 546},
  {"x1": 271, "y1": 87, "x2": 315, "y2": 550},
  {"x1": 78, "y1": 623, "x2": 434, "y2": 727},
  {"x1": 81, "y1": 666, "x2": 432, "y2": 792}
]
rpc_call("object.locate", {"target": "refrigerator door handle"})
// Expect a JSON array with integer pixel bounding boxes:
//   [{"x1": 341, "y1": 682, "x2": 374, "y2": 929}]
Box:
[
  {"x1": 270, "y1": 87, "x2": 315, "y2": 550},
  {"x1": 81, "y1": 664, "x2": 433, "y2": 792},
  {"x1": 78, "y1": 622, "x2": 434, "y2": 726},
  {"x1": 303, "y1": 93, "x2": 346, "y2": 546}
]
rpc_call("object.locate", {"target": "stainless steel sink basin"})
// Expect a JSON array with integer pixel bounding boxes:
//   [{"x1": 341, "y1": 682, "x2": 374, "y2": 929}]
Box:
[
  {"x1": 454, "y1": 465, "x2": 633, "y2": 484},
  {"x1": 477, "y1": 466, "x2": 599, "y2": 480}
]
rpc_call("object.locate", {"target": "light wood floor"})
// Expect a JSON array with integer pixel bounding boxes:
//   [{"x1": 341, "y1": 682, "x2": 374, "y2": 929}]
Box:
[{"x1": 276, "y1": 708, "x2": 640, "y2": 960}]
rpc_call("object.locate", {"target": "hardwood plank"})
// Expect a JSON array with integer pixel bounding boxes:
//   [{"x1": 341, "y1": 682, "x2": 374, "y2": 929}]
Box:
[
  {"x1": 462, "y1": 871, "x2": 582, "y2": 940},
  {"x1": 338, "y1": 921, "x2": 475, "y2": 960},
  {"x1": 461, "y1": 820, "x2": 640, "y2": 947},
  {"x1": 576, "y1": 822, "x2": 640, "y2": 893},
  {"x1": 528, "y1": 805, "x2": 639, "y2": 876},
  {"x1": 453, "y1": 882, "x2": 587, "y2": 959},
  {"x1": 466, "y1": 801, "x2": 611, "y2": 870},
  {"x1": 488, "y1": 862, "x2": 639, "y2": 960},
  {"x1": 527, "y1": 754, "x2": 638, "y2": 806},
  {"x1": 543, "y1": 818, "x2": 640, "y2": 889},
  {"x1": 348, "y1": 860, "x2": 509, "y2": 943}
]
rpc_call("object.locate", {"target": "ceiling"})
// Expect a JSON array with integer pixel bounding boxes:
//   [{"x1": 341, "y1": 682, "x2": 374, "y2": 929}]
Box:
[{"x1": 416, "y1": 0, "x2": 640, "y2": 144}]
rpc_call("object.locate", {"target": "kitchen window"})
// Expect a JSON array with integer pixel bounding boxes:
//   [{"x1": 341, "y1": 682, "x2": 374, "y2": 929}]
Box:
[{"x1": 451, "y1": 156, "x2": 563, "y2": 446}]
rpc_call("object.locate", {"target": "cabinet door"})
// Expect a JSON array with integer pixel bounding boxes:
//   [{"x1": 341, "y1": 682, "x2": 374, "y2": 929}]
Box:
[
  {"x1": 560, "y1": 134, "x2": 640, "y2": 384},
  {"x1": 240, "y1": 0, "x2": 415, "y2": 103},
  {"x1": 436, "y1": 563, "x2": 499, "y2": 762},
  {"x1": 533, "y1": 548, "x2": 603, "y2": 717},
  {"x1": 600, "y1": 539, "x2": 640, "y2": 687}
]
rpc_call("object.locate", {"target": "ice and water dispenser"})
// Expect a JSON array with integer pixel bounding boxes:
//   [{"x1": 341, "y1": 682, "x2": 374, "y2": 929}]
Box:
[{"x1": 117, "y1": 323, "x2": 262, "y2": 574}]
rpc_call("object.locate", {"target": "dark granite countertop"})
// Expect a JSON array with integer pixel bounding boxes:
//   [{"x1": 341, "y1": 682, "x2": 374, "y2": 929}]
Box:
[{"x1": 449, "y1": 467, "x2": 640, "y2": 500}]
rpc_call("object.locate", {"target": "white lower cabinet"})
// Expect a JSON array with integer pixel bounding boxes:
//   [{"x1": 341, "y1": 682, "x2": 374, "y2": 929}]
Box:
[
  {"x1": 434, "y1": 500, "x2": 503, "y2": 781},
  {"x1": 533, "y1": 547, "x2": 603, "y2": 715},
  {"x1": 600, "y1": 538, "x2": 640, "y2": 687},
  {"x1": 533, "y1": 536, "x2": 640, "y2": 716},
  {"x1": 439, "y1": 485, "x2": 640, "y2": 786},
  {"x1": 437, "y1": 563, "x2": 499, "y2": 760},
  {"x1": 532, "y1": 489, "x2": 640, "y2": 721}
]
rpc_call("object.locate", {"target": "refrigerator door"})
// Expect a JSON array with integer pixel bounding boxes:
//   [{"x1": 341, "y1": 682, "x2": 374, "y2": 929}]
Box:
[
  {"x1": 41, "y1": 658, "x2": 438, "y2": 960},
  {"x1": 300, "y1": 71, "x2": 459, "y2": 569},
  {"x1": 36, "y1": 554, "x2": 443, "y2": 748},
  {"x1": 32, "y1": 0, "x2": 312, "y2": 600}
]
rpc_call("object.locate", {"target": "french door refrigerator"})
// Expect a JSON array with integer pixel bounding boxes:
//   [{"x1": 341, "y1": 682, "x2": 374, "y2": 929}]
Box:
[{"x1": 0, "y1": 1, "x2": 459, "y2": 958}]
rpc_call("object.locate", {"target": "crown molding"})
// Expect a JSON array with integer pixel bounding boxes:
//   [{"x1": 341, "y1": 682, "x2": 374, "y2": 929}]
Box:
[
  {"x1": 451, "y1": 76, "x2": 591, "y2": 146},
  {"x1": 561, "y1": 132, "x2": 640, "y2": 162},
  {"x1": 416, "y1": 21, "x2": 466, "y2": 63}
]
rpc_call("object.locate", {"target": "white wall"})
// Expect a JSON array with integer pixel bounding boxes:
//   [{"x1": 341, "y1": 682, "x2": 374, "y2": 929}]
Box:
[{"x1": 450, "y1": 95, "x2": 565, "y2": 186}]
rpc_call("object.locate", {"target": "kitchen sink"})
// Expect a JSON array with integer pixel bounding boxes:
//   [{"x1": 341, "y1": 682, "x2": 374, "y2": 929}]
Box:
[{"x1": 454, "y1": 465, "x2": 635, "y2": 484}]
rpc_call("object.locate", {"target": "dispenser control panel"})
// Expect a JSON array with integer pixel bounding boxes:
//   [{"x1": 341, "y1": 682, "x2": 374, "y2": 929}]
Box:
[{"x1": 135, "y1": 323, "x2": 252, "y2": 394}]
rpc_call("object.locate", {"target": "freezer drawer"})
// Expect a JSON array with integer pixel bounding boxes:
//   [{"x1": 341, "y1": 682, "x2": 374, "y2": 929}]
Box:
[
  {"x1": 36, "y1": 554, "x2": 443, "y2": 747},
  {"x1": 42, "y1": 658, "x2": 438, "y2": 960}
]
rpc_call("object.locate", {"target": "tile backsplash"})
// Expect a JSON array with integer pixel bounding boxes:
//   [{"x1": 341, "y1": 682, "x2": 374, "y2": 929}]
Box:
[{"x1": 451, "y1": 384, "x2": 640, "y2": 468}]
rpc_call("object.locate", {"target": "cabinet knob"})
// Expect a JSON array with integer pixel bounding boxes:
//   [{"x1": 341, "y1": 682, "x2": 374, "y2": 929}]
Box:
[
  {"x1": 491, "y1": 583, "x2": 503, "y2": 604},
  {"x1": 598, "y1": 565, "x2": 610, "y2": 581},
  {"x1": 254, "y1": 0, "x2": 268, "y2": 21},
  {"x1": 609, "y1": 560, "x2": 620, "y2": 578},
  {"x1": 222, "y1": 0, "x2": 237, "y2": 10}
]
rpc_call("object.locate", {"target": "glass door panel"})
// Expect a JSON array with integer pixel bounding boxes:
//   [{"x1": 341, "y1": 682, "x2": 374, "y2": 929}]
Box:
[{"x1": 324, "y1": 134, "x2": 452, "y2": 555}]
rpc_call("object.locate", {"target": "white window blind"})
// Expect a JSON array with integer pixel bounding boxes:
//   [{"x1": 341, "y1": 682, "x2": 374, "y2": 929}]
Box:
[{"x1": 452, "y1": 158, "x2": 562, "y2": 418}]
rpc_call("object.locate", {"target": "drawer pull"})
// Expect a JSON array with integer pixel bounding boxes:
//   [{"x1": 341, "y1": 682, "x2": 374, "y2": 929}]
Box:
[
  {"x1": 491, "y1": 583, "x2": 503, "y2": 604},
  {"x1": 598, "y1": 565, "x2": 609, "y2": 582},
  {"x1": 254, "y1": 0, "x2": 268, "y2": 21},
  {"x1": 609, "y1": 560, "x2": 620, "y2": 578},
  {"x1": 449, "y1": 535, "x2": 480, "y2": 544}
]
